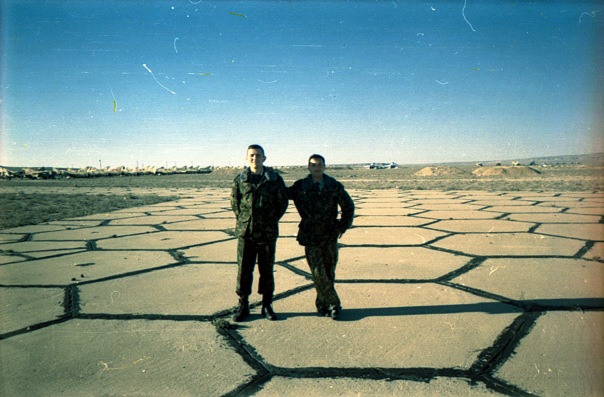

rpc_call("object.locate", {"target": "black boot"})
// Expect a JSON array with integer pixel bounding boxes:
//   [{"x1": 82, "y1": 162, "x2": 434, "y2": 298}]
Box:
[
  {"x1": 330, "y1": 305, "x2": 341, "y2": 320},
  {"x1": 261, "y1": 295, "x2": 277, "y2": 321},
  {"x1": 232, "y1": 296, "x2": 250, "y2": 322}
]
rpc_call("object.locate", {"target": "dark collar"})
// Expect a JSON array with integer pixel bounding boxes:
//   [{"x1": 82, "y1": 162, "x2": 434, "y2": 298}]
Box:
[
  {"x1": 302, "y1": 173, "x2": 334, "y2": 190},
  {"x1": 240, "y1": 167, "x2": 277, "y2": 182}
]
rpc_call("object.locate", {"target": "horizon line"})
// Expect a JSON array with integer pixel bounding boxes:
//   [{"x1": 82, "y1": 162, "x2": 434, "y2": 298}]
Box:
[{"x1": 2, "y1": 152, "x2": 602, "y2": 171}]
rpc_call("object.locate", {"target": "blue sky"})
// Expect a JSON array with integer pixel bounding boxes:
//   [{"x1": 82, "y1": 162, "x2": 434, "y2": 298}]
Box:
[{"x1": 1, "y1": 0, "x2": 602, "y2": 168}]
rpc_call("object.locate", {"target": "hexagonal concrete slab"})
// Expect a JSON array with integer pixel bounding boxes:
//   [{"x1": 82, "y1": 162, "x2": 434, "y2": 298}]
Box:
[
  {"x1": 47, "y1": 220, "x2": 106, "y2": 227},
  {"x1": 0, "y1": 254, "x2": 26, "y2": 265},
  {"x1": 355, "y1": 207, "x2": 422, "y2": 216},
  {"x1": 451, "y1": 258, "x2": 604, "y2": 305},
  {"x1": 536, "y1": 223, "x2": 604, "y2": 241},
  {"x1": 516, "y1": 195, "x2": 579, "y2": 203},
  {"x1": 583, "y1": 242, "x2": 604, "y2": 261},
  {"x1": 2, "y1": 188, "x2": 602, "y2": 396},
  {"x1": 277, "y1": 221, "x2": 300, "y2": 238},
  {"x1": 406, "y1": 191, "x2": 462, "y2": 198},
  {"x1": 505, "y1": 213, "x2": 602, "y2": 224},
  {"x1": 181, "y1": 239, "x2": 238, "y2": 263},
  {"x1": 275, "y1": 237, "x2": 306, "y2": 262},
  {"x1": 351, "y1": 215, "x2": 434, "y2": 227},
  {"x1": 337, "y1": 246, "x2": 471, "y2": 280},
  {"x1": 198, "y1": 211, "x2": 234, "y2": 219},
  {"x1": 428, "y1": 219, "x2": 535, "y2": 233},
  {"x1": 0, "y1": 250, "x2": 177, "y2": 286},
  {"x1": 161, "y1": 218, "x2": 235, "y2": 231},
  {"x1": 147, "y1": 208, "x2": 221, "y2": 216},
  {"x1": 0, "y1": 320, "x2": 255, "y2": 396},
  {"x1": 2, "y1": 224, "x2": 68, "y2": 234},
  {"x1": 404, "y1": 198, "x2": 472, "y2": 205},
  {"x1": 343, "y1": 227, "x2": 447, "y2": 246},
  {"x1": 432, "y1": 233, "x2": 585, "y2": 256},
  {"x1": 30, "y1": 225, "x2": 157, "y2": 241},
  {"x1": 455, "y1": 193, "x2": 513, "y2": 201},
  {"x1": 417, "y1": 210, "x2": 503, "y2": 220},
  {"x1": 0, "y1": 241, "x2": 87, "y2": 256},
  {"x1": 67, "y1": 212, "x2": 154, "y2": 221},
  {"x1": 467, "y1": 199, "x2": 538, "y2": 207},
  {"x1": 495, "y1": 312, "x2": 604, "y2": 397},
  {"x1": 412, "y1": 203, "x2": 487, "y2": 211},
  {"x1": 96, "y1": 230, "x2": 231, "y2": 250},
  {"x1": 0, "y1": 233, "x2": 27, "y2": 242},
  {"x1": 238, "y1": 283, "x2": 521, "y2": 369},
  {"x1": 538, "y1": 201, "x2": 602, "y2": 208},
  {"x1": 483, "y1": 206, "x2": 563, "y2": 214},
  {"x1": 79, "y1": 263, "x2": 309, "y2": 316},
  {"x1": 255, "y1": 376, "x2": 504, "y2": 396},
  {"x1": 279, "y1": 211, "x2": 302, "y2": 223},
  {"x1": 107, "y1": 215, "x2": 200, "y2": 225},
  {"x1": 565, "y1": 206, "x2": 604, "y2": 216},
  {"x1": 0, "y1": 288, "x2": 64, "y2": 334}
]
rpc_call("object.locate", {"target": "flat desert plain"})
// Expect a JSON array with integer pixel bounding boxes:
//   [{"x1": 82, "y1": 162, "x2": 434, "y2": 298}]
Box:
[
  {"x1": 0, "y1": 160, "x2": 603, "y2": 396},
  {"x1": 1, "y1": 161, "x2": 603, "y2": 229}
]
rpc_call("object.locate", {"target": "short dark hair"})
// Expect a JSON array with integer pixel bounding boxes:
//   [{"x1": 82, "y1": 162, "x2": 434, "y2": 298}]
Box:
[
  {"x1": 308, "y1": 154, "x2": 325, "y2": 165},
  {"x1": 247, "y1": 144, "x2": 265, "y2": 155}
]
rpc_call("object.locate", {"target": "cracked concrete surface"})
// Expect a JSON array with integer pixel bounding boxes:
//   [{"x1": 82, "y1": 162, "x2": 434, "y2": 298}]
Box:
[{"x1": 1, "y1": 189, "x2": 602, "y2": 396}]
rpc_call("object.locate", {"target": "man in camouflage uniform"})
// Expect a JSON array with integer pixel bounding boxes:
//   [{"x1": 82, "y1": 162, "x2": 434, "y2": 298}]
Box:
[
  {"x1": 231, "y1": 144, "x2": 288, "y2": 322},
  {"x1": 289, "y1": 154, "x2": 354, "y2": 320}
]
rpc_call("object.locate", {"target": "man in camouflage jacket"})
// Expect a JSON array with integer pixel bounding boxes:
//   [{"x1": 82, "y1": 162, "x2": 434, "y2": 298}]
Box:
[
  {"x1": 231, "y1": 144, "x2": 288, "y2": 322},
  {"x1": 288, "y1": 154, "x2": 354, "y2": 320}
]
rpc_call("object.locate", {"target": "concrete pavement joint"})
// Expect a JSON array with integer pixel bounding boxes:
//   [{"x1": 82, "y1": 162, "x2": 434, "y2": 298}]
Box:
[
  {"x1": 0, "y1": 317, "x2": 71, "y2": 341},
  {"x1": 277, "y1": 259, "x2": 312, "y2": 279},
  {"x1": 470, "y1": 312, "x2": 544, "y2": 384},
  {"x1": 574, "y1": 241, "x2": 596, "y2": 258},
  {"x1": 476, "y1": 375, "x2": 539, "y2": 396},
  {"x1": 440, "y1": 282, "x2": 604, "y2": 311},
  {"x1": 78, "y1": 313, "x2": 215, "y2": 322},
  {"x1": 74, "y1": 261, "x2": 187, "y2": 286},
  {"x1": 435, "y1": 256, "x2": 487, "y2": 282},
  {"x1": 64, "y1": 284, "x2": 80, "y2": 317},
  {"x1": 1, "y1": 188, "x2": 602, "y2": 396}
]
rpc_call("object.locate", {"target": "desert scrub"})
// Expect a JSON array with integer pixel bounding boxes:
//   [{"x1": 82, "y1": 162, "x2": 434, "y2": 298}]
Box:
[{"x1": 0, "y1": 193, "x2": 178, "y2": 230}]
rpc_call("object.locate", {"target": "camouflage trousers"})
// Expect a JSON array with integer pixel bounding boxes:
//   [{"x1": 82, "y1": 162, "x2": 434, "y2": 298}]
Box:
[
  {"x1": 236, "y1": 237, "x2": 276, "y2": 297},
  {"x1": 305, "y1": 238, "x2": 341, "y2": 311}
]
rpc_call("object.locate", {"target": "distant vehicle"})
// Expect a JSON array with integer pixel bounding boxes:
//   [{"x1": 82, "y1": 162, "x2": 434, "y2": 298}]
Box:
[{"x1": 364, "y1": 162, "x2": 398, "y2": 169}]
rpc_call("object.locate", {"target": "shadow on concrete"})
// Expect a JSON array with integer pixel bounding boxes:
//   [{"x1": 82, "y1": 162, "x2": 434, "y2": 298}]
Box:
[{"x1": 276, "y1": 298, "x2": 604, "y2": 322}]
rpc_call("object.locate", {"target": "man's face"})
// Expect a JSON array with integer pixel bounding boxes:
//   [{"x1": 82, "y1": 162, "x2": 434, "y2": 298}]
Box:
[
  {"x1": 246, "y1": 148, "x2": 266, "y2": 172},
  {"x1": 308, "y1": 157, "x2": 325, "y2": 179}
]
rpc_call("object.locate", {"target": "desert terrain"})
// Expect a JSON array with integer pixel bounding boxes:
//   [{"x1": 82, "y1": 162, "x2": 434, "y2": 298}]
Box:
[
  {"x1": 1, "y1": 154, "x2": 603, "y2": 396},
  {"x1": 1, "y1": 154, "x2": 603, "y2": 229}
]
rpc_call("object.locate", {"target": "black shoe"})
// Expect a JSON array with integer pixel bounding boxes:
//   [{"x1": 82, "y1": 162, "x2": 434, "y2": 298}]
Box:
[
  {"x1": 317, "y1": 308, "x2": 330, "y2": 317},
  {"x1": 232, "y1": 299, "x2": 250, "y2": 322},
  {"x1": 232, "y1": 306, "x2": 250, "y2": 322},
  {"x1": 261, "y1": 305, "x2": 277, "y2": 321},
  {"x1": 330, "y1": 306, "x2": 341, "y2": 320}
]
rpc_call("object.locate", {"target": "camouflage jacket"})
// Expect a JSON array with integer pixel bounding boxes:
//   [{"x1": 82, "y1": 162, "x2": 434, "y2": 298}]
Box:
[
  {"x1": 288, "y1": 174, "x2": 354, "y2": 246},
  {"x1": 231, "y1": 167, "x2": 288, "y2": 242}
]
